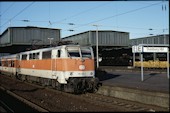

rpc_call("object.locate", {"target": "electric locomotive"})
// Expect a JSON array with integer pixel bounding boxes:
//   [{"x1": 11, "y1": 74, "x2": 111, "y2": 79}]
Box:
[{"x1": 0, "y1": 45, "x2": 101, "y2": 93}]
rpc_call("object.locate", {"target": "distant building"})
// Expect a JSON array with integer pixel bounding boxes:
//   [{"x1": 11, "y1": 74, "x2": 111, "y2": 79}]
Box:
[
  {"x1": 62, "y1": 30, "x2": 130, "y2": 66},
  {"x1": 62, "y1": 30, "x2": 129, "y2": 47},
  {"x1": 0, "y1": 26, "x2": 61, "y2": 54},
  {"x1": 130, "y1": 34, "x2": 169, "y2": 46},
  {"x1": 1, "y1": 26, "x2": 168, "y2": 66}
]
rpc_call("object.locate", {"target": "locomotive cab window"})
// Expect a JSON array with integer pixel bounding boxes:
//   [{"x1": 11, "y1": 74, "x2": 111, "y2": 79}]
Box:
[
  {"x1": 67, "y1": 47, "x2": 80, "y2": 58},
  {"x1": 67, "y1": 47, "x2": 92, "y2": 58},
  {"x1": 81, "y1": 47, "x2": 92, "y2": 58}
]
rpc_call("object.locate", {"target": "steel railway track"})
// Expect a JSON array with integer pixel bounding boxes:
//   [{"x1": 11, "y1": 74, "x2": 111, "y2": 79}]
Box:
[
  {"x1": 0, "y1": 86, "x2": 49, "y2": 112},
  {"x1": 1, "y1": 74, "x2": 168, "y2": 112},
  {"x1": 44, "y1": 82, "x2": 168, "y2": 112},
  {"x1": 79, "y1": 93, "x2": 168, "y2": 112},
  {"x1": 0, "y1": 100, "x2": 14, "y2": 113}
]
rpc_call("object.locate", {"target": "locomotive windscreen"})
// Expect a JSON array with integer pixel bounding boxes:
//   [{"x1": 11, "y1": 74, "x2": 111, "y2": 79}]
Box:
[
  {"x1": 81, "y1": 47, "x2": 92, "y2": 58},
  {"x1": 67, "y1": 47, "x2": 92, "y2": 58}
]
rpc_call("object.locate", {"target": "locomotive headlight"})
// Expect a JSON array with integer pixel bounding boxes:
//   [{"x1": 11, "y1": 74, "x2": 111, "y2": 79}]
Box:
[{"x1": 79, "y1": 65, "x2": 85, "y2": 70}]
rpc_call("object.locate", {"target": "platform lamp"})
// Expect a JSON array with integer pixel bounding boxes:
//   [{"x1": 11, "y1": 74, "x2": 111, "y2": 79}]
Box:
[{"x1": 92, "y1": 24, "x2": 99, "y2": 68}]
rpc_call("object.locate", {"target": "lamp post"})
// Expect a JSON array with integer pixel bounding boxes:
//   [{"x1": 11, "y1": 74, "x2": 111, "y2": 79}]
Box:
[
  {"x1": 93, "y1": 25, "x2": 99, "y2": 68},
  {"x1": 48, "y1": 38, "x2": 53, "y2": 46}
]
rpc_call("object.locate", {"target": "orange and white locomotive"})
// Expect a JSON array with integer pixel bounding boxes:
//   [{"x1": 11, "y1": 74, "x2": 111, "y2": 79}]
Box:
[{"x1": 0, "y1": 45, "x2": 100, "y2": 93}]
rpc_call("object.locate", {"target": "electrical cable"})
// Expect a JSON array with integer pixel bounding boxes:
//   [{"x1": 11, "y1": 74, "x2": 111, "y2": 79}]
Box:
[
  {"x1": 69, "y1": 1, "x2": 163, "y2": 30},
  {"x1": 0, "y1": 2, "x2": 35, "y2": 28},
  {"x1": 47, "y1": 2, "x2": 111, "y2": 27},
  {"x1": 0, "y1": 3, "x2": 15, "y2": 16}
]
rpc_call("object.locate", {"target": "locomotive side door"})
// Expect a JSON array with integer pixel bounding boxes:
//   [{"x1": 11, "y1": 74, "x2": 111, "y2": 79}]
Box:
[
  {"x1": 16, "y1": 54, "x2": 21, "y2": 75},
  {"x1": 51, "y1": 49, "x2": 57, "y2": 78}
]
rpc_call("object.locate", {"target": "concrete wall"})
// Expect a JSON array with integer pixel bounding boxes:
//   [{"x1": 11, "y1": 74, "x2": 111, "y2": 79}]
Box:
[{"x1": 97, "y1": 85, "x2": 169, "y2": 108}]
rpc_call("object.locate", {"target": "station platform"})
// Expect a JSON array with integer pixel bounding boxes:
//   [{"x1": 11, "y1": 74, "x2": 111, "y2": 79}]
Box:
[
  {"x1": 97, "y1": 66, "x2": 169, "y2": 93},
  {"x1": 95, "y1": 66, "x2": 169, "y2": 108}
]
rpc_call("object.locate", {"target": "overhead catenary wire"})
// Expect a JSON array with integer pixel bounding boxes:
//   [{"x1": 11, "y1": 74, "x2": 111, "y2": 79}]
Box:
[
  {"x1": 0, "y1": 2, "x2": 15, "y2": 33},
  {"x1": 0, "y1": 18, "x2": 84, "y2": 26},
  {"x1": 2, "y1": 17, "x2": 165, "y2": 32},
  {"x1": 0, "y1": 2, "x2": 15, "y2": 17},
  {"x1": 0, "y1": 1, "x2": 168, "y2": 38},
  {"x1": 48, "y1": 1, "x2": 51, "y2": 27},
  {"x1": 46, "y1": 2, "x2": 111, "y2": 27},
  {"x1": 87, "y1": 24, "x2": 166, "y2": 30},
  {"x1": 68, "y1": 1, "x2": 164, "y2": 31},
  {"x1": 0, "y1": 2, "x2": 35, "y2": 29},
  {"x1": 61, "y1": 1, "x2": 167, "y2": 38},
  {"x1": 1, "y1": 1, "x2": 166, "y2": 38}
]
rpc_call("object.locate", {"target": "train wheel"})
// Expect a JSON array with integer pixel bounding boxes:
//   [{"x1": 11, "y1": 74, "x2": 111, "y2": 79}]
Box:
[
  {"x1": 40, "y1": 78, "x2": 45, "y2": 86},
  {"x1": 51, "y1": 79, "x2": 56, "y2": 88},
  {"x1": 27, "y1": 76, "x2": 32, "y2": 83},
  {"x1": 16, "y1": 74, "x2": 21, "y2": 80},
  {"x1": 21, "y1": 75, "x2": 26, "y2": 81},
  {"x1": 73, "y1": 82, "x2": 82, "y2": 94},
  {"x1": 90, "y1": 87, "x2": 98, "y2": 93},
  {"x1": 56, "y1": 81, "x2": 62, "y2": 91},
  {"x1": 44, "y1": 79, "x2": 50, "y2": 86},
  {"x1": 36, "y1": 77, "x2": 40, "y2": 84}
]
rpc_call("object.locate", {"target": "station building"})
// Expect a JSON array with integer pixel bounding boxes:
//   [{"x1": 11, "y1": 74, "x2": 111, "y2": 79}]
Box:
[
  {"x1": 0, "y1": 26, "x2": 61, "y2": 55},
  {"x1": 130, "y1": 34, "x2": 169, "y2": 68},
  {"x1": 62, "y1": 30, "x2": 131, "y2": 66},
  {"x1": 130, "y1": 34, "x2": 169, "y2": 45},
  {"x1": 62, "y1": 31, "x2": 169, "y2": 66},
  {"x1": 0, "y1": 26, "x2": 169, "y2": 67}
]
